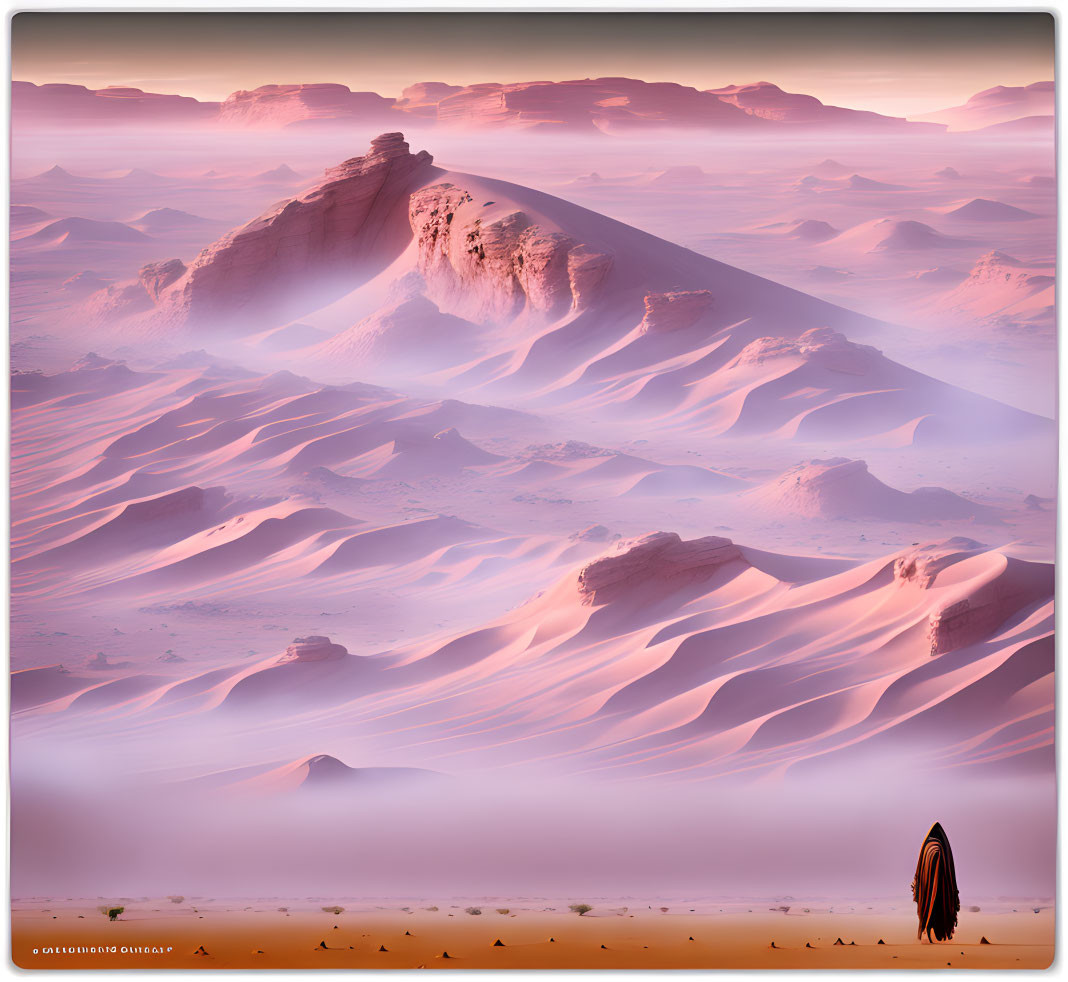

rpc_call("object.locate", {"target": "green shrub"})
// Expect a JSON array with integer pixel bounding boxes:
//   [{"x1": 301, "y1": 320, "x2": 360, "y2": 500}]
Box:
[
  {"x1": 321, "y1": 906, "x2": 344, "y2": 915},
  {"x1": 569, "y1": 904, "x2": 593, "y2": 916}
]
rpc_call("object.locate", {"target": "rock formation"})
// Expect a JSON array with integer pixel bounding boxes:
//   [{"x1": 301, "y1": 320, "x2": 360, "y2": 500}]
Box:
[
  {"x1": 577, "y1": 531, "x2": 742, "y2": 605},
  {"x1": 155, "y1": 133, "x2": 435, "y2": 331},
  {"x1": 639, "y1": 290, "x2": 715, "y2": 334},
  {"x1": 707, "y1": 80, "x2": 940, "y2": 129},
  {"x1": 927, "y1": 562, "x2": 1052, "y2": 655},
  {"x1": 894, "y1": 538, "x2": 987, "y2": 589},
  {"x1": 280, "y1": 636, "x2": 348, "y2": 663},
  {"x1": 139, "y1": 258, "x2": 187, "y2": 303},
  {"x1": 409, "y1": 183, "x2": 612, "y2": 324},
  {"x1": 217, "y1": 83, "x2": 398, "y2": 128},
  {"x1": 735, "y1": 328, "x2": 879, "y2": 376}
]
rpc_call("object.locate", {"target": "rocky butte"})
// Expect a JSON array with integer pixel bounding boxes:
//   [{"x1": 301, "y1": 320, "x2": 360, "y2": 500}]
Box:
[{"x1": 154, "y1": 133, "x2": 436, "y2": 331}]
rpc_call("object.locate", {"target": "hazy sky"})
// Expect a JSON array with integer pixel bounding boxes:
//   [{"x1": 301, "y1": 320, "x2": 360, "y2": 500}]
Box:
[{"x1": 11, "y1": 12, "x2": 1054, "y2": 117}]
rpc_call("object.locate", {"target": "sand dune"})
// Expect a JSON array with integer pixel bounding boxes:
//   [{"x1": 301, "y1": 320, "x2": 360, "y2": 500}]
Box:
[
  {"x1": 746, "y1": 458, "x2": 1000, "y2": 522},
  {"x1": 17, "y1": 217, "x2": 151, "y2": 247},
  {"x1": 65, "y1": 133, "x2": 1051, "y2": 449},
  {"x1": 130, "y1": 207, "x2": 217, "y2": 232},
  {"x1": 943, "y1": 198, "x2": 1040, "y2": 222},
  {"x1": 16, "y1": 526, "x2": 1051, "y2": 783},
  {"x1": 936, "y1": 251, "x2": 1054, "y2": 327},
  {"x1": 829, "y1": 218, "x2": 968, "y2": 253}
]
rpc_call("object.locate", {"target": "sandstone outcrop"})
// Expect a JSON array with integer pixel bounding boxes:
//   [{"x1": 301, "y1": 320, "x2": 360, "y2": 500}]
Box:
[
  {"x1": 156, "y1": 133, "x2": 435, "y2": 331},
  {"x1": 218, "y1": 83, "x2": 397, "y2": 128},
  {"x1": 281, "y1": 636, "x2": 348, "y2": 663},
  {"x1": 639, "y1": 290, "x2": 714, "y2": 334},
  {"x1": 409, "y1": 183, "x2": 612, "y2": 324},
  {"x1": 736, "y1": 328, "x2": 880, "y2": 375},
  {"x1": 577, "y1": 531, "x2": 742, "y2": 605},
  {"x1": 894, "y1": 538, "x2": 986, "y2": 589},
  {"x1": 139, "y1": 258, "x2": 187, "y2": 302}
]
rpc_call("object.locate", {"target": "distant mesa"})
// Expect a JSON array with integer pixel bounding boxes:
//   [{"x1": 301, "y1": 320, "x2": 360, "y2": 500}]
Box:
[
  {"x1": 975, "y1": 114, "x2": 1054, "y2": 135},
  {"x1": 396, "y1": 81, "x2": 464, "y2": 118},
  {"x1": 705, "y1": 80, "x2": 941, "y2": 131},
  {"x1": 935, "y1": 166, "x2": 962, "y2": 179},
  {"x1": 915, "y1": 81, "x2": 1053, "y2": 131},
  {"x1": 1026, "y1": 174, "x2": 1055, "y2": 187},
  {"x1": 13, "y1": 75, "x2": 945, "y2": 133},
  {"x1": 281, "y1": 636, "x2": 349, "y2": 663},
  {"x1": 218, "y1": 83, "x2": 397, "y2": 129},
  {"x1": 12, "y1": 81, "x2": 218, "y2": 124},
  {"x1": 943, "y1": 198, "x2": 1040, "y2": 222},
  {"x1": 577, "y1": 531, "x2": 743, "y2": 605}
]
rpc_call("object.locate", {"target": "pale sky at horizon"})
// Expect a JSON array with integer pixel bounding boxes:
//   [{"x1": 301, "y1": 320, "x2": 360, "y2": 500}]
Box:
[{"x1": 10, "y1": 11, "x2": 1055, "y2": 118}]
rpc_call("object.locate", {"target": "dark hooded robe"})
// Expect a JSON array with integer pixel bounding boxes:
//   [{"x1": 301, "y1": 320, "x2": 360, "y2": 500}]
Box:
[{"x1": 912, "y1": 821, "x2": 960, "y2": 941}]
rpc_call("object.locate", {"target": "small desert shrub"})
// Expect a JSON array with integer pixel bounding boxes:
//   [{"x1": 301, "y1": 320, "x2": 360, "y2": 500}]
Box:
[
  {"x1": 465, "y1": 907, "x2": 482, "y2": 915},
  {"x1": 425, "y1": 906, "x2": 439, "y2": 912},
  {"x1": 321, "y1": 906, "x2": 344, "y2": 915},
  {"x1": 496, "y1": 908, "x2": 510, "y2": 915},
  {"x1": 99, "y1": 906, "x2": 124, "y2": 921},
  {"x1": 167, "y1": 896, "x2": 184, "y2": 904},
  {"x1": 569, "y1": 904, "x2": 593, "y2": 916}
]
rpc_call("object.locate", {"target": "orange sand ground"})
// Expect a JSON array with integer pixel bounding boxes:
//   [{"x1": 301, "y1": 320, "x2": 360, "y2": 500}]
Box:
[{"x1": 11, "y1": 900, "x2": 1054, "y2": 970}]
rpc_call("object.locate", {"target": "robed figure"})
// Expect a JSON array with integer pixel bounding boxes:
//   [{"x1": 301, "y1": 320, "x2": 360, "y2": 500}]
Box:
[{"x1": 912, "y1": 821, "x2": 960, "y2": 942}]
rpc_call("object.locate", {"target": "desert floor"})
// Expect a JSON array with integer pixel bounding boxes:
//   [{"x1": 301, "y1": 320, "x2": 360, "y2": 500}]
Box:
[{"x1": 11, "y1": 898, "x2": 1054, "y2": 970}]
